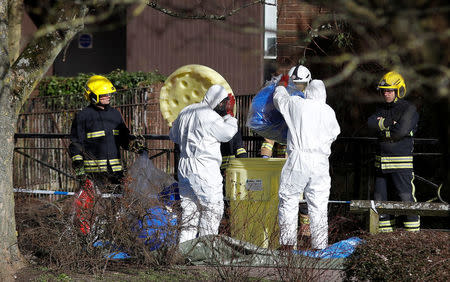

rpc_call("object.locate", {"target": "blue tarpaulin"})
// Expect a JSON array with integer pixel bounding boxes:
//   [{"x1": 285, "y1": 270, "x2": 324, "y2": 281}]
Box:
[{"x1": 294, "y1": 237, "x2": 364, "y2": 258}]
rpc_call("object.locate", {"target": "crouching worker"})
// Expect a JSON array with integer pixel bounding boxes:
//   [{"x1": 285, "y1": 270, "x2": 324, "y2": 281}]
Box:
[
  {"x1": 274, "y1": 76, "x2": 340, "y2": 250},
  {"x1": 170, "y1": 85, "x2": 238, "y2": 243}
]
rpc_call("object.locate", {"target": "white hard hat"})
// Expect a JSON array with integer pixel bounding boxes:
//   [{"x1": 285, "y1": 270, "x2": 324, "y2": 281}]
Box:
[{"x1": 288, "y1": 65, "x2": 312, "y2": 84}]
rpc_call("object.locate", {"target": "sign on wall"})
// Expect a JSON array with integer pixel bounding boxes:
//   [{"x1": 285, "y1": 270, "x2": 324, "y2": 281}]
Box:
[{"x1": 78, "y1": 33, "x2": 93, "y2": 49}]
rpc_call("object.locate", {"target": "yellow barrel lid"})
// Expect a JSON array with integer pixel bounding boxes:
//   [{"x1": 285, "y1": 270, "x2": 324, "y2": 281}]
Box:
[{"x1": 160, "y1": 64, "x2": 234, "y2": 127}]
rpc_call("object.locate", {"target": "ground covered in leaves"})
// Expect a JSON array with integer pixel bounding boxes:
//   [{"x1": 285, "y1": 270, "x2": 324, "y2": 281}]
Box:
[
  {"x1": 14, "y1": 265, "x2": 219, "y2": 282},
  {"x1": 13, "y1": 195, "x2": 449, "y2": 281}
]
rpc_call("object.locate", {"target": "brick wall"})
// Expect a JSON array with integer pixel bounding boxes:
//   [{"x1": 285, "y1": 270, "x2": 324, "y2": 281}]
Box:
[{"x1": 276, "y1": 0, "x2": 327, "y2": 73}]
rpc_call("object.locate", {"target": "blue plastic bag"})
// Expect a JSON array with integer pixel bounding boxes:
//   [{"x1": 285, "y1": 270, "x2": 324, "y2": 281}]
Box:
[
  {"x1": 246, "y1": 79, "x2": 304, "y2": 144},
  {"x1": 93, "y1": 241, "x2": 132, "y2": 259},
  {"x1": 135, "y1": 206, "x2": 178, "y2": 251},
  {"x1": 133, "y1": 183, "x2": 179, "y2": 251},
  {"x1": 158, "y1": 182, "x2": 180, "y2": 207}
]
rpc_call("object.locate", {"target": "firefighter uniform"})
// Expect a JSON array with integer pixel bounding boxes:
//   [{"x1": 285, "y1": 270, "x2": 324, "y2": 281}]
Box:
[
  {"x1": 368, "y1": 72, "x2": 420, "y2": 232},
  {"x1": 69, "y1": 75, "x2": 137, "y2": 237},
  {"x1": 69, "y1": 104, "x2": 131, "y2": 184},
  {"x1": 221, "y1": 131, "x2": 248, "y2": 171},
  {"x1": 260, "y1": 138, "x2": 287, "y2": 158},
  {"x1": 219, "y1": 131, "x2": 248, "y2": 233}
]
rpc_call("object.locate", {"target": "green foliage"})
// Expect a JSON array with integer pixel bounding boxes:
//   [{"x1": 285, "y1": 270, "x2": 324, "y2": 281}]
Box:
[
  {"x1": 106, "y1": 69, "x2": 166, "y2": 89},
  {"x1": 334, "y1": 31, "x2": 352, "y2": 49},
  {"x1": 37, "y1": 272, "x2": 71, "y2": 282},
  {"x1": 344, "y1": 231, "x2": 450, "y2": 281},
  {"x1": 38, "y1": 69, "x2": 166, "y2": 97},
  {"x1": 56, "y1": 273, "x2": 72, "y2": 281}
]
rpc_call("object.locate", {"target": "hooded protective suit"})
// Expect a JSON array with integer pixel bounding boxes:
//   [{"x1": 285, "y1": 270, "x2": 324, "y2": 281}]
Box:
[
  {"x1": 169, "y1": 84, "x2": 238, "y2": 243},
  {"x1": 273, "y1": 80, "x2": 340, "y2": 249}
]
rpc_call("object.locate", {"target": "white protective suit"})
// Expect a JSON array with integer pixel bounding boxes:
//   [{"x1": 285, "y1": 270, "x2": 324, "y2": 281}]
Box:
[
  {"x1": 273, "y1": 79, "x2": 340, "y2": 249},
  {"x1": 169, "y1": 84, "x2": 238, "y2": 243}
]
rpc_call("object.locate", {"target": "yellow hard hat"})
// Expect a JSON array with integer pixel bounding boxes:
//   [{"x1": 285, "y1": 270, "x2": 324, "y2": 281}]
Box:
[
  {"x1": 377, "y1": 71, "x2": 406, "y2": 99},
  {"x1": 84, "y1": 75, "x2": 116, "y2": 104}
]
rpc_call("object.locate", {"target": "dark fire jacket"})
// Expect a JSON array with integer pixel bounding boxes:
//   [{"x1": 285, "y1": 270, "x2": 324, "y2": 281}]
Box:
[
  {"x1": 69, "y1": 104, "x2": 130, "y2": 173},
  {"x1": 368, "y1": 99, "x2": 419, "y2": 173}
]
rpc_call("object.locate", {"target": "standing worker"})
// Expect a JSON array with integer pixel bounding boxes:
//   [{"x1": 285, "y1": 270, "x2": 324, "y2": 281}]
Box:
[
  {"x1": 274, "y1": 73, "x2": 340, "y2": 251},
  {"x1": 69, "y1": 75, "x2": 143, "y2": 233},
  {"x1": 368, "y1": 71, "x2": 420, "y2": 232},
  {"x1": 170, "y1": 84, "x2": 238, "y2": 243},
  {"x1": 69, "y1": 75, "x2": 144, "y2": 187},
  {"x1": 261, "y1": 65, "x2": 314, "y2": 243}
]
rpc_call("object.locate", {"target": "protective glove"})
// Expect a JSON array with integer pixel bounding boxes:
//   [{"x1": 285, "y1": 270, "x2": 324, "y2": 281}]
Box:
[
  {"x1": 129, "y1": 135, "x2": 147, "y2": 154},
  {"x1": 278, "y1": 74, "x2": 289, "y2": 87},
  {"x1": 73, "y1": 160, "x2": 87, "y2": 184},
  {"x1": 226, "y1": 93, "x2": 235, "y2": 117}
]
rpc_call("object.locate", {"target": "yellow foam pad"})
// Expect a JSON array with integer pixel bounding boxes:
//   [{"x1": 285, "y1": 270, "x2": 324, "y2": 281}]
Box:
[{"x1": 160, "y1": 64, "x2": 234, "y2": 127}]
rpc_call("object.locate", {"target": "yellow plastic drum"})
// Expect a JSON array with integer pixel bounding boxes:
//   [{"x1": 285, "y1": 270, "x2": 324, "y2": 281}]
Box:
[
  {"x1": 225, "y1": 158, "x2": 286, "y2": 249},
  {"x1": 160, "y1": 64, "x2": 234, "y2": 127}
]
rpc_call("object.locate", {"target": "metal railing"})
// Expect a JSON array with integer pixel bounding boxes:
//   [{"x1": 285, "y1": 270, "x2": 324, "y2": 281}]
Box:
[
  {"x1": 14, "y1": 87, "x2": 174, "y2": 197},
  {"x1": 14, "y1": 88, "x2": 445, "y2": 204}
]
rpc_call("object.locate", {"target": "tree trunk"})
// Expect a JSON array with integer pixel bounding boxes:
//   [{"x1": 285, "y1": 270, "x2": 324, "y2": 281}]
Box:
[
  {"x1": 0, "y1": 91, "x2": 23, "y2": 280},
  {"x1": 1, "y1": 2, "x2": 24, "y2": 280},
  {"x1": 0, "y1": 1, "x2": 88, "y2": 279}
]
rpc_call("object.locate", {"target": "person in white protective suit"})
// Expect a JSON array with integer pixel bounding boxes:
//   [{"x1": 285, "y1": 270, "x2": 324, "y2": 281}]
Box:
[
  {"x1": 274, "y1": 76, "x2": 340, "y2": 250},
  {"x1": 169, "y1": 84, "x2": 238, "y2": 243}
]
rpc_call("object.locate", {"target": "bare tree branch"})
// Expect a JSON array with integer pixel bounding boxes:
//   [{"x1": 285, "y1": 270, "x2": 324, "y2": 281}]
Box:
[
  {"x1": 9, "y1": 1, "x2": 89, "y2": 114},
  {"x1": 147, "y1": 0, "x2": 266, "y2": 20}
]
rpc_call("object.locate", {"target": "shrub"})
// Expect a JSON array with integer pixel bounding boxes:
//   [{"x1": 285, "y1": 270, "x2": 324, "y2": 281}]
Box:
[
  {"x1": 344, "y1": 231, "x2": 450, "y2": 281},
  {"x1": 38, "y1": 69, "x2": 166, "y2": 97}
]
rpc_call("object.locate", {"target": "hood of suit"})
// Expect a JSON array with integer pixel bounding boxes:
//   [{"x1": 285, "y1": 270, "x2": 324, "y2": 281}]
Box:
[
  {"x1": 305, "y1": 80, "x2": 327, "y2": 103},
  {"x1": 203, "y1": 84, "x2": 229, "y2": 109}
]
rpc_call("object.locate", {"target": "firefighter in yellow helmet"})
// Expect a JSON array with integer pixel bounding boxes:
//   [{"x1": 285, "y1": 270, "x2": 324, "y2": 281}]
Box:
[
  {"x1": 70, "y1": 75, "x2": 145, "y2": 186},
  {"x1": 69, "y1": 75, "x2": 147, "y2": 234},
  {"x1": 368, "y1": 71, "x2": 420, "y2": 232}
]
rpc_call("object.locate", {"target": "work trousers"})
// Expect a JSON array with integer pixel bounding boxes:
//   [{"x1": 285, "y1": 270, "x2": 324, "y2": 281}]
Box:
[
  {"x1": 178, "y1": 193, "x2": 224, "y2": 243},
  {"x1": 278, "y1": 152, "x2": 330, "y2": 250},
  {"x1": 374, "y1": 170, "x2": 420, "y2": 232}
]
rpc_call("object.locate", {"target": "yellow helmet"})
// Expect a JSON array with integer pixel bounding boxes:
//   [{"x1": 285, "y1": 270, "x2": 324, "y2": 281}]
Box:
[
  {"x1": 84, "y1": 75, "x2": 116, "y2": 104},
  {"x1": 377, "y1": 71, "x2": 406, "y2": 99}
]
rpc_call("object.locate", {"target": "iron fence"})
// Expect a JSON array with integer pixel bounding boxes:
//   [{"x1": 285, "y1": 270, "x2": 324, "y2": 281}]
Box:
[
  {"x1": 14, "y1": 87, "x2": 445, "y2": 203},
  {"x1": 13, "y1": 87, "x2": 257, "y2": 198},
  {"x1": 14, "y1": 87, "x2": 174, "y2": 197}
]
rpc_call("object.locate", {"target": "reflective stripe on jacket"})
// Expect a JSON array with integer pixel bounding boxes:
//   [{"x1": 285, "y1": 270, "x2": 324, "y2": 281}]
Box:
[
  {"x1": 220, "y1": 131, "x2": 248, "y2": 170},
  {"x1": 368, "y1": 99, "x2": 418, "y2": 173},
  {"x1": 69, "y1": 104, "x2": 130, "y2": 172}
]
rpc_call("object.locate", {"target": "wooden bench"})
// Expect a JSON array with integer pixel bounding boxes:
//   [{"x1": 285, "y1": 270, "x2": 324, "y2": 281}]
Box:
[{"x1": 349, "y1": 200, "x2": 450, "y2": 234}]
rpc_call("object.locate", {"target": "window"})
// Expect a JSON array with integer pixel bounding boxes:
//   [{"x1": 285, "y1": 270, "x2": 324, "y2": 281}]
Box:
[{"x1": 264, "y1": 0, "x2": 277, "y2": 59}]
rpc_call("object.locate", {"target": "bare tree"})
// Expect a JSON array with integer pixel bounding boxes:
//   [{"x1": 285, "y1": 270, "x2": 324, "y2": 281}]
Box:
[
  {"x1": 304, "y1": 0, "x2": 449, "y2": 94},
  {"x1": 0, "y1": 0, "x2": 91, "y2": 278}
]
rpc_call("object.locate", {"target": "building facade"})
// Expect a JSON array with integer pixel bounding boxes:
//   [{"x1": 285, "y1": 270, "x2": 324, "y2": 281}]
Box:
[{"x1": 23, "y1": 1, "x2": 324, "y2": 96}]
